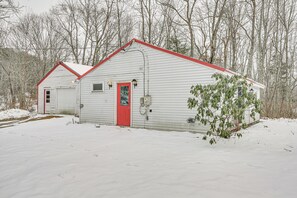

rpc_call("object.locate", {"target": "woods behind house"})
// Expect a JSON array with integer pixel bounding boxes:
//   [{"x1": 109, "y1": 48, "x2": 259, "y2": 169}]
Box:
[{"x1": 0, "y1": 0, "x2": 296, "y2": 118}]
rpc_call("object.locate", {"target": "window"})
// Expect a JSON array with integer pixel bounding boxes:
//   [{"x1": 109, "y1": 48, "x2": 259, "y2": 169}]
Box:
[
  {"x1": 92, "y1": 83, "x2": 104, "y2": 92},
  {"x1": 237, "y1": 87, "x2": 242, "y2": 108},
  {"x1": 120, "y1": 86, "x2": 129, "y2": 106},
  {"x1": 46, "y1": 90, "x2": 50, "y2": 103},
  {"x1": 238, "y1": 87, "x2": 242, "y2": 97}
]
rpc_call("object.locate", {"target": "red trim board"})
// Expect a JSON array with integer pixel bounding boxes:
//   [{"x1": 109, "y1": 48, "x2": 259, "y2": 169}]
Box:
[
  {"x1": 37, "y1": 61, "x2": 81, "y2": 86},
  {"x1": 78, "y1": 40, "x2": 134, "y2": 80},
  {"x1": 78, "y1": 38, "x2": 263, "y2": 88}
]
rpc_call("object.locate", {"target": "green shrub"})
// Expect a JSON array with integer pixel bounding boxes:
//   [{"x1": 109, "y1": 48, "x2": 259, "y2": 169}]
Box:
[{"x1": 188, "y1": 73, "x2": 261, "y2": 144}]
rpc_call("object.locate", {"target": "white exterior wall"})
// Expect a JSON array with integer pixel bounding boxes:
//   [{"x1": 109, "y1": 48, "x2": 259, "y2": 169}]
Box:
[
  {"x1": 244, "y1": 86, "x2": 261, "y2": 124},
  {"x1": 79, "y1": 49, "x2": 145, "y2": 127},
  {"x1": 79, "y1": 42, "x2": 261, "y2": 132},
  {"x1": 37, "y1": 65, "x2": 79, "y2": 114},
  {"x1": 140, "y1": 45, "x2": 217, "y2": 132},
  {"x1": 79, "y1": 43, "x2": 220, "y2": 132}
]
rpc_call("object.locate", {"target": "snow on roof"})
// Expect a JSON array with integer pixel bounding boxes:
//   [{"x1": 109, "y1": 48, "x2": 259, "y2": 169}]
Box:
[
  {"x1": 63, "y1": 62, "x2": 93, "y2": 76},
  {"x1": 37, "y1": 61, "x2": 93, "y2": 86}
]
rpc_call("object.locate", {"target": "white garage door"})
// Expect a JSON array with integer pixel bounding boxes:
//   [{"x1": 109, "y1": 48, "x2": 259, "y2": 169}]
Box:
[{"x1": 57, "y1": 88, "x2": 76, "y2": 114}]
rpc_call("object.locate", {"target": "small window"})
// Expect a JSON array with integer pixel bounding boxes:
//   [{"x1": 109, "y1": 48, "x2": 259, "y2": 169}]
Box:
[
  {"x1": 45, "y1": 90, "x2": 50, "y2": 103},
  {"x1": 238, "y1": 87, "x2": 242, "y2": 108},
  {"x1": 238, "y1": 87, "x2": 242, "y2": 97},
  {"x1": 92, "y1": 83, "x2": 104, "y2": 92}
]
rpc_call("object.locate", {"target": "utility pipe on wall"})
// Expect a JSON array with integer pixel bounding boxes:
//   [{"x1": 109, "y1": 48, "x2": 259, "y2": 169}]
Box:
[{"x1": 121, "y1": 42, "x2": 150, "y2": 121}]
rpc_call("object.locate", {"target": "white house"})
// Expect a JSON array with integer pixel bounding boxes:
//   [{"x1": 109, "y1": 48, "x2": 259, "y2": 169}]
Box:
[
  {"x1": 37, "y1": 61, "x2": 92, "y2": 115},
  {"x1": 77, "y1": 39, "x2": 264, "y2": 133}
]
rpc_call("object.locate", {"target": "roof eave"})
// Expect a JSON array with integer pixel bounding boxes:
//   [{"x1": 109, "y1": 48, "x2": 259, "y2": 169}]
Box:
[{"x1": 37, "y1": 61, "x2": 81, "y2": 87}]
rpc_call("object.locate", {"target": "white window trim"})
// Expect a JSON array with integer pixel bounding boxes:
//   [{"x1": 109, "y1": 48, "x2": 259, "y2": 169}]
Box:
[{"x1": 91, "y1": 82, "x2": 104, "y2": 92}]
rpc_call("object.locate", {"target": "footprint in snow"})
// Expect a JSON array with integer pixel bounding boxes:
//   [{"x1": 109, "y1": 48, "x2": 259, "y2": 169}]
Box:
[{"x1": 284, "y1": 148, "x2": 292, "y2": 152}]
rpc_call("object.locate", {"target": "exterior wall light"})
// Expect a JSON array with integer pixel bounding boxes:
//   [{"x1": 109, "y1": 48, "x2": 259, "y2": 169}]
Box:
[
  {"x1": 107, "y1": 80, "x2": 113, "y2": 89},
  {"x1": 132, "y1": 79, "x2": 137, "y2": 88}
]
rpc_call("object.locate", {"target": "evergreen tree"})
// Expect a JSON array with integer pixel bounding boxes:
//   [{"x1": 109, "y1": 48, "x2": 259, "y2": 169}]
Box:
[{"x1": 167, "y1": 37, "x2": 189, "y2": 55}]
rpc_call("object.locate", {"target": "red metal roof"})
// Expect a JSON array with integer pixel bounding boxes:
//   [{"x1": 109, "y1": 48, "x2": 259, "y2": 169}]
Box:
[
  {"x1": 78, "y1": 38, "x2": 227, "y2": 80},
  {"x1": 77, "y1": 38, "x2": 263, "y2": 88},
  {"x1": 37, "y1": 61, "x2": 84, "y2": 86}
]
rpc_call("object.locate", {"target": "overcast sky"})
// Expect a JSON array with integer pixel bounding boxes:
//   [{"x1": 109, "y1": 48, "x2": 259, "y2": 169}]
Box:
[{"x1": 17, "y1": 0, "x2": 62, "y2": 14}]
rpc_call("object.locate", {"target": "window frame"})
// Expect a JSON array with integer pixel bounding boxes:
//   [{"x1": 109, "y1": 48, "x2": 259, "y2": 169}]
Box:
[
  {"x1": 237, "y1": 87, "x2": 243, "y2": 108},
  {"x1": 91, "y1": 82, "x2": 104, "y2": 92},
  {"x1": 45, "y1": 90, "x2": 50, "y2": 103},
  {"x1": 120, "y1": 85, "x2": 129, "y2": 106},
  {"x1": 238, "y1": 87, "x2": 243, "y2": 98}
]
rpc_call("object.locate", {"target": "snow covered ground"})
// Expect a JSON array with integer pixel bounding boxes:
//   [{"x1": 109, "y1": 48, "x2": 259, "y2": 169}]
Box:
[
  {"x1": 0, "y1": 117, "x2": 296, "y2": 198},
  {"x1": 0, "y1": 109, "x2": 31, "y2": 121}
]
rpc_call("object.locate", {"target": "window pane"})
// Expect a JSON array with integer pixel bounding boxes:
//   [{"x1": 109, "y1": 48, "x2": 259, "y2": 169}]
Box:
[
  {"x1": 120, "y1": 86, "x2": 129, "y2": 106},
  {"x1": 46, "y1": 90, "x2": 50, "y2": 103},
  {"x1": 238, "y1": 87, "x2": 242, "y2": 97},
  {"x1": 93, "y1": 83, "x2": 103, "y2": 91},
  {"x1": 238, "y1": 87, "x2": 242, "y2": 108}
]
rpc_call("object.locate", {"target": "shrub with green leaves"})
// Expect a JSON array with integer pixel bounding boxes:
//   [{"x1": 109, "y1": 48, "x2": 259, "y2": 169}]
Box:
[{"x1": 188, "y1": 73, "x2": 261, "y2": 144}]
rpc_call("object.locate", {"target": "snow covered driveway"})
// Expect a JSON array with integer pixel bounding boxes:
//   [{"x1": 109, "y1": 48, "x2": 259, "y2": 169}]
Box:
[{"x1": 0, "y1": 117, "x2": 297, "y2": 198}]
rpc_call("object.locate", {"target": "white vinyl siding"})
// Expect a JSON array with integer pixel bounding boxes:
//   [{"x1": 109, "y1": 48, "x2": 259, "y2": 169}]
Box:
[
  {"x1": 56, "y1": 88, "x2": 76, "y2": 114},
  {"x1": 79, "y1": 43, "x2": 216, "y2": 132},
  {"x1": 137, "y1": 44, "x2": 216, "y2": 132},
  {"x1": 38, "y1": 65, "x2": 78, "y2": 114},
  {"x1": 80, "y1": 74, "x2": 144, "y2": 127},
  {"x1": 79, "y1": 48, "x2": 145, "y2": 127},
  {"x1": 91, "y1": 82, "x2": 104, "y2": 92},
  {"x1": 79, "y1": 42, "x2": 261, "y2": 132},
  {"x1": 244, "y1": 86, "x2": 261, "y2": 124}
]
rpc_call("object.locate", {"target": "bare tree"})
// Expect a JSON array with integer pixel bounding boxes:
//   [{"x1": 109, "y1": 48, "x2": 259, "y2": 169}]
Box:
[
  {"x1": 8, "y1": 13, "x2": 67, "y2": 77},
  {"x1": 206, "y1": 0, "x2": 227, "y2": 64},
  {"x1": 0, "y1": 0, "x2": 20, "y2": 20},
  {"x1": 245, "y1": 0, "x2": 256, "y2": 78},
  {"x1": 52, "y1": 0, "x2": 118, "y2": 65},
  {"x1": 161, "y1": 0, "x2": 197, "y2": 57},
  {"x1": 1, "y1": 0, "x2": 297, "y2": 118}
]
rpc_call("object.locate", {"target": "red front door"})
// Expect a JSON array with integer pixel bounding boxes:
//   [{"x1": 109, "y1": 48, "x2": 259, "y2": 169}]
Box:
[{"x1": 117, "y1": 83, "x2": 131, "y2": 126}]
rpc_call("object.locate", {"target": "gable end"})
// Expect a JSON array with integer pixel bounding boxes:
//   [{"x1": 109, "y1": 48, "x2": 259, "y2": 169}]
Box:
[{"x1": 37, "y1": 61, "x2": 81, "y2": 86}]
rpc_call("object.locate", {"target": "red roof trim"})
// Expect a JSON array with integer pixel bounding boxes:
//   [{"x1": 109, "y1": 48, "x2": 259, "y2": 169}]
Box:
[
  {"x1": 225, "y1": 69, "x2": 265, "y2": 88},
  {"x1": 133, "y1": 39, "x2": 226, "y2": 72},
  {"x1": 78, "y1": 38, "x2": 226, "y2": 80},
  {"x1": 78, "y1": 40, "x2": 134, "y2": 79},
  {"x1": 37, "y1": 61, "x2": 81, "y2": 86},
  {"x1": 60, "y1": 61, "x2": 81, "y2": 77},
  {"x1": 36, "y1": 84, "x2": 38, "y2": 112},
  {"x1": 77, "y1": 38, "x2": 262, "y2": 88}
]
